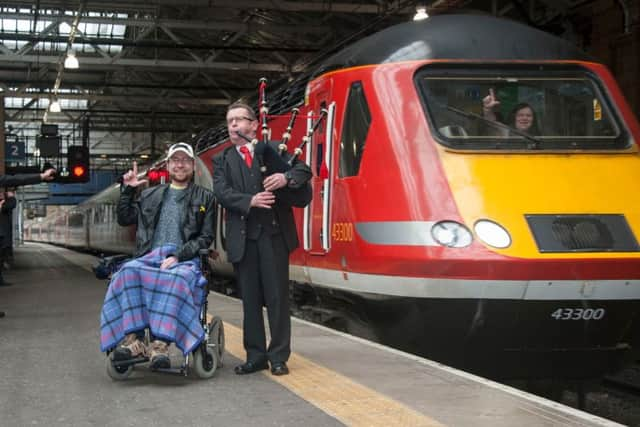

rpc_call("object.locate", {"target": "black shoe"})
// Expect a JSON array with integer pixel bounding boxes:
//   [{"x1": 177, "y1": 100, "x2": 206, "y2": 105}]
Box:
[
  {"x1": 0, "y1": 311, "x2": 5, "y2": 318},
  {"x1": 0, "y1": 281, "x2": 12, "y2": 287},
  {"x1": 113, "y1": 335, "x2": 147, "y2": 362},
  {"x1": 270, "y1": 362, "x2": 289, "y2": 376},
  {"x1": 149, "y1": 340, "x2": 170, "y2": 370},
  {"x1": 112, "y1": 347, "x2": 134, "y2": 362},
  {"x1": 149, "y1": 354, "x2": 170, "y2": 370},
  {"x1": 234, "y1": 360, "x2": 269, "y2": 375}
]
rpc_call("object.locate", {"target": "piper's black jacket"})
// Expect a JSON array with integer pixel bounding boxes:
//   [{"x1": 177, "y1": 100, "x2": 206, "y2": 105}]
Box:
[
  {"x1": 117, "y1": 182, "x2": 215, "y2": 261},
  {"x1": 212, "y1": 142, "x2": 312, "y2": 263}
]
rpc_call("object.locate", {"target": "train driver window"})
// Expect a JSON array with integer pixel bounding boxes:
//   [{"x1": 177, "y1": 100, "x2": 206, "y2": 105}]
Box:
[
  {"x1": 416, "y1": 65, "x2": 627, "y2": 150},
  {"x1": 339, "y1": 81, "x2": 371, "y2": 177}
]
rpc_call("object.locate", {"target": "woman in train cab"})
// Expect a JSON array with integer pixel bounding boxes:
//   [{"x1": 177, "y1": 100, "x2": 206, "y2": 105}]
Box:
[{"x1": 482, "y1": 88, "x2": 541, "y2": 135}]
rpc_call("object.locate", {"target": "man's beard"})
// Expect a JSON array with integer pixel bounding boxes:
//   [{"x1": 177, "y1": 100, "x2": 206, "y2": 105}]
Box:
[{"x1": 170, "y1": 172, "x2": 192, "y2": 186}]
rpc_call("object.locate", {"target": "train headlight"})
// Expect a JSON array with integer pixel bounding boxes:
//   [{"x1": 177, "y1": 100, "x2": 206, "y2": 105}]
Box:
[
  {"x1": 430, "y1": 221, "x2": 473, "y2": 248},
  {"x1": 474, "y1": 220, "x2": 511, "y2": 248}
]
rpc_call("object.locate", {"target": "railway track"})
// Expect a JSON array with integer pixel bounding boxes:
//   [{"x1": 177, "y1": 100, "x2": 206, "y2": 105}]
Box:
[{"x1": 602, "y1": 363, "x2": 640, "y2": 396}]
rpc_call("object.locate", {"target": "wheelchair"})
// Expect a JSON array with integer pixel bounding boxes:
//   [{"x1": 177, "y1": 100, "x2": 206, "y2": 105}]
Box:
[{"x1": 96, "y1": 249, "x2": 225, "y2": 380}]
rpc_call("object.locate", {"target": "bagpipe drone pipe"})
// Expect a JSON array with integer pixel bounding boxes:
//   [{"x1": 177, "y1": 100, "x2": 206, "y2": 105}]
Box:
[{"x1": 235, "y1": 78, "x2": 327, "y2": 176}]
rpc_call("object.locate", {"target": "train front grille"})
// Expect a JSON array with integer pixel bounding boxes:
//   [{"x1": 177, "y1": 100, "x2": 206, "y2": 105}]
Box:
[{"x1": 525, "y1": 214, "x2": 640, "y2": 253}]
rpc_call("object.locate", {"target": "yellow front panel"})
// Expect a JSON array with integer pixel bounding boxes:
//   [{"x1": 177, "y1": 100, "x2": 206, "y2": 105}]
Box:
[{"x1": 438, "y1": 147, "x2": 640, "y2": 258}]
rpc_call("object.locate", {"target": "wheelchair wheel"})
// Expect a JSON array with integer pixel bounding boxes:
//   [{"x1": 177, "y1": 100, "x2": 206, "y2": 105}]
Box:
[
  {"x1": 192, "y1": 345, "x2": 218, "y2": 379},
  {"x1": 209, "y1": 316, "x2": 225, "y2": 367},
  {"x1": 106, "y1": 356, "x2": 134, "y2": 380}
]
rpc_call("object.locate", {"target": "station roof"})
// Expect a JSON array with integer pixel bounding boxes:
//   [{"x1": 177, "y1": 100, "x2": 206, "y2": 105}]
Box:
[{"x1": 0, "y1": 0, "x2": 591, "y2": 168}]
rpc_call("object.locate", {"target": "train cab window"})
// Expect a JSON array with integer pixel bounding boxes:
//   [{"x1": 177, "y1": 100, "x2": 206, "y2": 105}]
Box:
[
  {"x1": 340, "y1": 81, "x2": 371, "y2": 177},
  {"x1": 416, "y1": 65, "x2": 628, "y2": 150}
]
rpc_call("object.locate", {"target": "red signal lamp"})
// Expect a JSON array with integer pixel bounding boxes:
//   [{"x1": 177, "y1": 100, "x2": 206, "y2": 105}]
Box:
[
  {"x1": 63, "y1": 145, "x2": 90, "y2": 183},
  {"x1": 147, "y1": 169, "x2": 169, "y2": 184},
  {"x1": 72, "y1": 165, "x2": 86, "y2": 177}
]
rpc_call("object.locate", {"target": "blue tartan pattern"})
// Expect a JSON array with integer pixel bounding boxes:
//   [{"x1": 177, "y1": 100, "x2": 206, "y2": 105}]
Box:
[{"x1": 100, "y1": 245, "x2": 207, "y2": 355}]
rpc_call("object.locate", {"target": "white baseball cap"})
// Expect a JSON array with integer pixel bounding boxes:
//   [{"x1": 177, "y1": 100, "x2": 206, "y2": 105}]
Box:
[{"x1": 166, "y1": 142, "x2": 195, "y2": 160}]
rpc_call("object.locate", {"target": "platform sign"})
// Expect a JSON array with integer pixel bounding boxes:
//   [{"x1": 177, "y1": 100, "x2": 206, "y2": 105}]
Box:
[{"x1": 5, "y1": 139, "x2": 25, "y2": 161}]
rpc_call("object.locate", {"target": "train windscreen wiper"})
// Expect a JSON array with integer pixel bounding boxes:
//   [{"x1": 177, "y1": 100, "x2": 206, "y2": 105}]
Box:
[{"x1": 443, "y1": 105, "x2": 545, "y2": 150}]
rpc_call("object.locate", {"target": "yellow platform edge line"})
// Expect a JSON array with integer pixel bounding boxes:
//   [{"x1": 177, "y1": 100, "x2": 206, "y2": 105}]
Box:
[{"x1": 216, "y1": 318, "x2": 445, "y2": 427}]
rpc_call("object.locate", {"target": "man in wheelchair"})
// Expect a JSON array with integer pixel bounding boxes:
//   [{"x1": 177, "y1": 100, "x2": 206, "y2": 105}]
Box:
[{"x1": 100, "y1": 143, "x2": 215, "y2": 371}]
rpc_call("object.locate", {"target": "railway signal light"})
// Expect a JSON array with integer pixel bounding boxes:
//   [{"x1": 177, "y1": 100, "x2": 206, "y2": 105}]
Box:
[
  {"x1": 72, "y1": 165, "x2": 87, "y2": 179},
  {"x1": 147, "y1": 168, "x2": 169, "y2": 184},
  {"x1": 67, "y1": 146, "x2": 90, "y2": 183}
]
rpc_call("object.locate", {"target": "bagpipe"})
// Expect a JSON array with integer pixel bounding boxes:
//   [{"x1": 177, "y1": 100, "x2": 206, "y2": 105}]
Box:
[{"x1": 235, "y1": 78, "x2": 327, "y2": 175}]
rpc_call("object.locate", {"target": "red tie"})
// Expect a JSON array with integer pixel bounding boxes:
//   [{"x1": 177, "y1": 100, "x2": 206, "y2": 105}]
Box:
[{"x1": 239, "y1": 146, "x2": 253, "y2": 168}]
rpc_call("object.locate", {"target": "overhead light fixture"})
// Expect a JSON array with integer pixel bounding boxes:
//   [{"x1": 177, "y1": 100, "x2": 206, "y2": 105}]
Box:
[
  {"x1": 140, "y1": 154, "x2": 149, "y2": 159},
  {"x1": 413, "y1": 6, "x2": 429, "y2": 21},
  {"x1": 49, "y1": 99, "x2": 62, "y2": 113},
  {"x1": 64, "y1": 49, "x2": 79, "y2": 69}
]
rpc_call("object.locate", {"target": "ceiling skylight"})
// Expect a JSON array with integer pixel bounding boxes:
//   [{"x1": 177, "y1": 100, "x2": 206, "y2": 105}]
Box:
[{"x1": 0, "y1": 8, "x2": 127, "y2": 54}]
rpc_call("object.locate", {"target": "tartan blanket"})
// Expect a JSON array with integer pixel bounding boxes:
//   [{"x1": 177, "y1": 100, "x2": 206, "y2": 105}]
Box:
[{"x1": 100, "y1": 245, "x2": 207, "y2": 355}]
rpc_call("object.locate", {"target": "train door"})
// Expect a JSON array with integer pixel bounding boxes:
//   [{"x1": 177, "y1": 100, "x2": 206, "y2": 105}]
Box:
[{"x1": 305, "y1": 80, "x2": 336, "y2": 255}]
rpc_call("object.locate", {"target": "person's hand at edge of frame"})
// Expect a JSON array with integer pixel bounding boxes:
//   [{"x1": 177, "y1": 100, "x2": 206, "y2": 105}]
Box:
[{"x1": 40, "y1": 168, "x2": 56, "y2": 181}]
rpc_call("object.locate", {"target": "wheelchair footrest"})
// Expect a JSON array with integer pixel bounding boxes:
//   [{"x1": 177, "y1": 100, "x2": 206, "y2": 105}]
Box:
[
  {"x1": 151, "y1": 366, "x2": 187, "y2": 376},
  {"x1": 111, "y1": 356, "x2": 149, "y2": 368}
]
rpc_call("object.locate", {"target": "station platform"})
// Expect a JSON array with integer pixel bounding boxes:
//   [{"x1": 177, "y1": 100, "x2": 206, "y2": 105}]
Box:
[{"x1": 0, "y1": 243, "x2": 622, "y2": 426}]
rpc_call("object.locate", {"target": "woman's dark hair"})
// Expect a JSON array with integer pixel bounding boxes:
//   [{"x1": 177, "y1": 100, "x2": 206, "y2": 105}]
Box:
[{"x1": 507, "y1": 102, "x2": 540, "y2": 135}]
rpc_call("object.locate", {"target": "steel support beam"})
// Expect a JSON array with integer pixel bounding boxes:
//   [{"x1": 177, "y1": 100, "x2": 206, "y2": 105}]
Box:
[
  {"x1": 0, "y1": 52, "x2": 287, "y2": 72},
  {"x1": 3, "y1": 90, "x2": 229, "y2": 105},
  {"x1": 2, "y1": 1, "x2": 409, "y2": 14},
  {"x1": 0, "y1": 77, "x2": 251, "y2": 91},
  {"x1": 4, "y1": 106, "x2": 217, "y2": 116},
  {"x1": 0, "y1": 12, "x2": 329, "y2": 34},
  {"x1": 0, "y1": 32, "x2": 319, "y2": 52}
]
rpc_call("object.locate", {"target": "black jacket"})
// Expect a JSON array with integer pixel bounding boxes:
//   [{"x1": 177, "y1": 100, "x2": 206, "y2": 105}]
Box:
[
  {"x1": 117, "y1": 182, "x2": 216, "y2": 261},
  {"x1": 0, "y1": 197, "x2": 16, "y2": 248},
  {"x1": 213, "y1": 142, "x2": 312, "y2": 263},
  {"x1": 0, "y1": 174, "x2": 42, "y2": 188}
]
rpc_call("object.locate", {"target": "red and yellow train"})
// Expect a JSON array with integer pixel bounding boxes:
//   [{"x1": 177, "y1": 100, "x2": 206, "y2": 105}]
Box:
[{"x1": 26, "y1": 14, "x2": 640, "y2": 380}]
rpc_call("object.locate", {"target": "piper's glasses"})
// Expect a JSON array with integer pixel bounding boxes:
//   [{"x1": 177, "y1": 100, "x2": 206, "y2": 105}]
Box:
[{"x1": 227, "y1": 116, "x2": 254, "y2": 125}]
